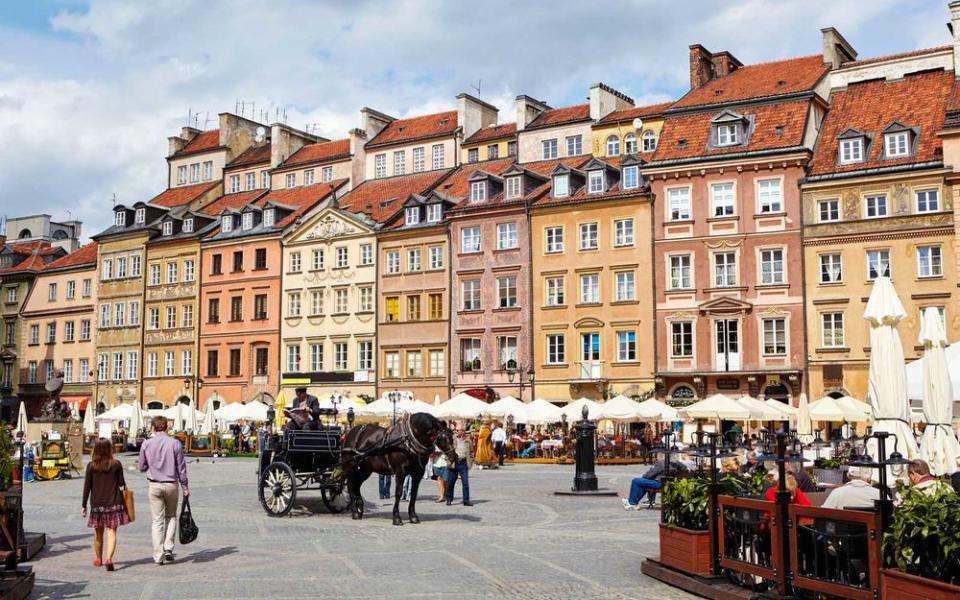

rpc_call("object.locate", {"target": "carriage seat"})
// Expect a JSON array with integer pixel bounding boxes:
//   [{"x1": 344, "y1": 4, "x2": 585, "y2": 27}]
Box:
[{"x1": 287, "y1": 429, "x2": 341, "y2": 453}]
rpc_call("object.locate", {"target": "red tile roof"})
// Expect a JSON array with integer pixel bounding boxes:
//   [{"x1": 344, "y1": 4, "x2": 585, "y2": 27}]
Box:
[
  {"x1": 464, "y1": 122, "x2": 517, "y2": 145},
  {"x1": 0, "y1": 241, "x2": 64, "y2": 275},
  {"x1": 434, "y1": 158, "x2": 517, "y2": 199},
  {"x1": 525, "y1": 103, "x2": 590, "y2": 130},
  {"x1": 44, "y1": 242, "x2": 97, "y2": 271},
  {"x1": 808, "y1": 69, "x2": 954, "y2": 177},
  {"x1": 173, "y1": 129, "x2": 221, "y2": 157},
  {"x1": 226, "y1": 144, "x2": 271, "y2": 168},
  {"x1": 147, "y1": 181, "x2": 220, "y2": 208},
  {"x1": 339, "y1": 170, "x2": 452, "y2": 223},
  {"x1": 281, "y1": 139, "x2": 351, "y2": 168},
  {"x1": 199, "y1": 190, "x2": 267, "y2": 216},
  {"x1": 596, "y1": 101, "x2": 675, "y2": 125},
  {"x1": 366, "y1": 111, "x2": 458, "y2": 149},
  {"x1": 443, "y1": 157, "x2": 583, "y2": 211},
  {"x1": 671, "y1": 55, "x2": 827, "y2": 110},
  {"x1": 842, "y1": 45, "x2": 951, "y2": 69},
  {"x1": 257, "y1": 180, "x2": 350, "y2": 227}
]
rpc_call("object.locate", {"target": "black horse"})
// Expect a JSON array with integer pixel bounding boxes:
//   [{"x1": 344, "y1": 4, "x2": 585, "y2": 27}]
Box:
[{"x1": 341, "y1": 413, "x2": 456, "y2": 525}]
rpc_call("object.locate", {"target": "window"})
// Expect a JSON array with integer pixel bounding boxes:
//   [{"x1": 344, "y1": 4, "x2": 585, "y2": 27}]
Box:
[
  {"x1": 541, "y1": 139, "x2": 558, "y2": 160},
  {"x1": 203, "y1": 161, "x2": 212, "y2": 181},
  {"x1": 46, "y1": 323, "x2": 56, "y2": 343},
  {"x1": 208, "y1": 298, "x2": 220, "y2": 323},
  {"x1": 546, "y1": 334, "x2": 565, "y2": 364},
  {"x1": 284, "y1": 173, "x2": 296, "y2": 188},
  {"x1": 167, "y1": 262, "x2": 178, "y2": 284},
  {"x1": 757, "y1": 179, "x2": 782, "y2": 213},
  {"x1": 80, "y1": 320, "x2": 90, "y2": 341},
  {"x1": 507, "y1": 141, "x2": 517, "y2": 156},
  {"x1": 230, "y1": 175, "x2": 241, "y2": 193},
  {"x1": 496, "y1": 336, "x2": 517, "y2": 370},
  {"x1": 286, "y1": 345, "x2": 301, "y2": 372},
  {"x1": 183, "y1": 218, "x2": 194, "y2": 233},
  {"x1": 642, "y1": 130, "x2": 657, "y2": 152},
  {"x1": 412, "y1": 147, "x2": 425, "y2": 172},
  {"x1": 206, "y1": 350, "x2": 219, "y2": 377},
  {"x1": 579, "y1": 223, "x2": 598, "y2": 250},
  {"x1": 263, "y1": 208, "x2": 274, "y2": 228},
  {"x1": 232, "y1": 251, "x2": 243, "y2": 272},
  {"x1": 624, "y1": 133, "x2": 637, "y2": 154},
  {"x1": 241, "y1": 212, "x2": 254, "y2": 231},
  {"x1": 488, "y1": 144, "x2": 499, "y2": 159},
  {"x1": 310, "y1": 343, "x2": 323, "y2": 372},
  {"x1": 63, "y1": 359, "x2": 73, "y2": 383},
  {"x1": 497, "y1": 223, "x2": 517, "y2": 249},
  {"x1": 360, "y1": 244, "x2": 373, "y2": 265},
  {"x1": 116, "y1": 257, "x2": 127, "y2": 278},
  {"x1": 164, "y1": 351, "x2": 174, "y2": 376},
  {"x1": 335, "y1": 288, "x2": 348, "y2": 314},
  {"x1": 190, "y1": 163, "x2": 199, "y2": 182},
  {"x1": 385, "y1": 352, "x2": 399, "y2": 377},
  {"x1": 426, "y1": 204, "x2": 441, "y2": 222},
  {"x1": 335, "y1": 247, "x2": 348, "y2": 268},
  {"x1": 588, "y1": 170, "x2": 605, "y2": 194},
  {"x1": 818, "y1": 199, "x2": 839, "y2": 222},
  {"x1": 64, "y1": 321, "x2": 74, "y2": 342},
  {"x1": 359, "y1": 286, "x2": 373, "y2": 312},
  {"x1": 408, "y1": 248, "x2": 421, "y2": 272},
  {"x1": 79, "y1": 359, "x2": 89, "y2": 382},
  {"x1": 840, "y1": 138, "x2": 864, "y2": 163},
  {"x1": 670, "y1": 255, "x2": 692, "y2": 289},
  {"x1": 617, "y1": 331, "x2": 637, "y2": 361},
  {"x1": 671, "y1": 322, "x2": 693, "y2": 357},
  {"x1": 712, "y1": 252, "x2": 736, "y2": 287},
  {"x1": 148, "y1": 307, "x2": 159, "y2": 330},
  {"x1": 374, "y1": 154, "x2": 386, "y2": 178},
  {"x1": 916, "y1": 189, "x2": 939, "y2": 213},
  {"x1": 760, "y1": 249, "x2": 785, "y2": 285},
  {"x1": 553, "y1": 174, "x2": 569, "y2": 198},
  {"x1": 884, "y1": 131, "x2": 909, "y2": 158},
  {"x1": 545, "y1": 226, "x2": 564, "y2": 253},
  {"x1": 287, "y1": 292, "x2": 301, "y2": 317},
  {"x1": 65, "y1": 280, "x2": 76, "y2": 300},
  {"x1": 762, "y1": 318, "x2": 787, "y2": 356},
  {"x1": 407, "y1": 351, "x2": 423, "y2": 377},
  {"x1": 821, "y1": 313, "x2": 844, "y2": 348},
  {"x1": 114, "y1": 302, "x2": 125, "y2": 327},
  {"x1": 614, "y1": 219, "x2": 634, "y2": 247},
  {"x1": 246, "y1": 172, "x2": 256, "y2": 190},
  {"x1": 254, "y1": 293, "x2": 267, "y2": 320},
  {"x1": 668, "y1": 187, "x2": 691, "y2": 221},
  {"x1": 310, "y1": 290, "x2": 323, "y2": 316},
  {"x1": 303, "y1": 169, "x2": 314, "y2": 186},
  {"x1": 134, "y1": 253, "x2": 144, "y2": 276},
  {"x1": 289, "y1": 251, "x2": 301, "y2": 273},
  {"x1": 358, "y1": 341, "x2": 373, "y2": 370},
  {"x1": 429, "y1": 246, "x2": 443, "y2": 270},
  {"x1": 177, "y1": 165, "x2": 187, "y2": 185},
  {"x1": 102, "y1": 258, "x2": 113, "y2": 280},
  {"x1": 98, "y1": 353, "x2": 109, "y2": 381},
  {"x1": 221, "y1": 215, "x2": 234, "y2": 233},
  {"x1": 470, "y1": 181, "x2": 486, "y2": 202},
  {"x1": 261, "y1": 171, "x2": 269, "y2": 189},
  {"x1": 918, "y1": 245, "x2": 943, "y2": 277},
  {"x1": 432, "y1": 144, "x2": 445, "y2": 170},
  {"x1": 166, "y1": 306, "x2": 176, "y2": 329},
  {"x1": 386, "y1": 251, "x2": 399, "y2": 274},
  {"x1": 405, "y1": 206, "x2": 420, "y2": 225},
  {"x1": 622, "y1": 166, "x2": 639, "y2": 190},
  {"x1": 566, "y1": 135, "x2": 582, "y2": 156},
  {"x1": 334, "y1": 342, "x2": 348, "y2": 370},
  {"x1": 147, "y1": 353, "x2": 157, "y2": 377},
  {"x1": 321, "y1": 166, "x2": 333, "y2": 182},
  {"x1": 126, "y1": 351, "x2": 138, "y2": 380},
  {"x1": 230, "y1": 296, "x2": 243, "y2": 321},
  {"x1": 615, "y1": 271, "x2": 635, "y2": 301},
  {"x1": 82, "y1": 279, "x2": 91, "y2": 297},
  {"x1": 47, "y1": 283, "x2": 57, "y2": 302},
  {"x1": 311, "y1": 248, "x2": 325, "y2": 271},
  {"x1": 819, "y1": 253, "x2": 842, "y2": 283},
  {"x1": 429, "y1": 293, "x2": 442, "y2": 319},
  {"x1": 212, "y1": 254, "x2": 222, "y2": 275},
  {"x1": 467, "y1": 148, "x2": 479, "y2": 163},
  {"x1": 393, "y1": 150, "x2": 406, "y2": 175},
  {"x1": 461, "y1": 226, "x2": 481, "y2": 253},
  {"x1": 462, "y1": 280, "x2": 481, "y2": 311},
  {"x1": 137, "y1": 208, "x2": 148, "y2": 224},
  {"x1": 711, "y1": 182, "x2": 735, "y2": 216},
  {"x1": 28, "y1": 361, "x2": 39, "y2": 384},
  {"x1": 497, "y1": 276, "x2": 517, "y2": 308},
  {"x1": 99, "y1": 305, "x2": 110, "y2": 329},
  {"x1": 254, "y1": 248, "x2": 267, "y2": 270},
  {"x1": 429, "y1": 350, "x2": 444, "y2": 377},
  {"x1": 716, "y1": 124, "x2": 738, "y2": 146},
  {"x1": 606, "y1": 135, "x2": 620, "y2": 156},
  {"x1": 545, "y1": 276, "x2": 564, "y2": 306},
  {"x1": 385, "y1": 296, "x2": 399, "y2": 322},
  {"x1": 113, "y1": 210, "x2": 127, "y2": 227},
  {"x1": 580, "y1": 273, "x2": 599, "y2": 303},
  {"x1": 184, "y1": 259, "x2": 195, "y2": 282},
  {"x1": 865, "y1": 195, "x2": 887, "y2": 218},
  {"x1": 128, "y1": 301, "x2": 141, "y2": 327}
]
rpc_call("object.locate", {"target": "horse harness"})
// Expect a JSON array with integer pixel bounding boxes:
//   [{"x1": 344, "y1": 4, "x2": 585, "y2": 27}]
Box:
[{"x1": 341, "y1": 415, "x2": 437, "y2": 465}]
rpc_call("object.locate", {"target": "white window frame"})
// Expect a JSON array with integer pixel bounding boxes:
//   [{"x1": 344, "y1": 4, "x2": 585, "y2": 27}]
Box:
[
  {"x1": 839, "y1": 137, "x2": 864, "y2": 164},
  {"x1": 587, "y1": 170, "x2": 605, "y2": 194},
  {"x1": 614, "y1": 218, "x2": 634, "y2": 247},
  {"x1": 622, "y1": 165, "x2": 639, "y2": 190},
  {"x1": 429, "y1": 246, "x2": 443, "y2": 270},
  {"x1": 759, "y1": 248, "x2": 785, "y2": 285},
  {"x1": 545, "y1": 276, "x2": 564, "y2": 306},
  {"x1": 541, "y1": 139, "x2": 558, "y2": 160},
  {"x1": 405, "y1": 207, "x2": 420, "y2": 226},
  {"x1": 762, "y1": 318, "x2": 787, "y2": 356},
  {"x1": 818, "y1": 199, "x2": 840, "y2": 223},
  {"x1": 714, "y1": 252, "x2": 737, "y2": 287},
  {"x1": 865, "y1": 194, "x2": 887, "y2": 219},
  {"x1": 461, "y1": 226, "x2": 481, "y2": 253},
  {"x1": 866, "y1": 249, "x2": 890, "y2": 280},
  {"x1": 506, "y1": 176, "x2": 522, "y2": 199},
  {"x1": 916, "y1": 189, "x2": 939, "y2": 213},
  {"x1": 667, "y1": 187, "x2": 691, "y2": 221},
  {"x1": 374, "y1": 154, "x2": 387, "y2": 178},
  {"x1": 553, "y1": 174, "x2": 569, "y2": 198},
  {"x1": 669, "y1": 254, "x2": 692, "y2": 290},
  {"x1": 579, "y1": 273, "x2": 600, "y2": 304},
  {"x1": 615, "y1": 271, "x2": 635, "y2": 302},
  {"x1": 819, "y1": 253, "x2": 843, "y2": 284},
  {"x1": 412, "y1": 147, "x2": 425, "y2": 172},
  {"x1": 546, "y1": 334, "x2": 565, "y2": 364},
  {"x1": 470, "y1": 181, "x2": 487, "y2": 202},
  {"x1": 497, "y1": 222, "x2": 518, "y2": 250},
  {"x1": 711, "y1": 182, "x2": 735, "y2": 217},
  {"x1": 757, "y1": 178, "x2": 782, "y2": 213},
  {"x1": 821, "y1": 312, "x2": 845, "y2": 348},
  {"x1": 431, "y1": 144, "x2": 445, "y2": 170},
  {"x1": 884, "y1": 131, "x2": 909, "y2": 158},
  {"x1": 566, "y1": 135, "x2": 582, "y2": 156},
  {"x1": 426, "y1": 204, "x2": 441, "y2": 222},
  {"x1": 579, "y1": 222, "x2": 598, "y2": 251},
  {"x1": 917, "y1": 245, "x2": 943, "y2": 278},
  {"x1": 671, "y1": 322, "x2": 693, "y2": 358},
  {"x1": 606, "y1": 135, "x2": 620, "y2": 157},
  {"x1": 545, "y1": 226, "x2": 564, "y2": 253}
]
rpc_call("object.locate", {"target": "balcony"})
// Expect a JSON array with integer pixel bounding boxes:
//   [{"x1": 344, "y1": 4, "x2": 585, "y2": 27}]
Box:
[{"x1": 576, "y1": 361, "x2": 603, "y2": 380}]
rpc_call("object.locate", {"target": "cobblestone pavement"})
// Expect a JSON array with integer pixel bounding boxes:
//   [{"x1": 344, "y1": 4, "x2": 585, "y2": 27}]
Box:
[{"x1": 25, "y1": 458, "x2": 694, "y2": 599}]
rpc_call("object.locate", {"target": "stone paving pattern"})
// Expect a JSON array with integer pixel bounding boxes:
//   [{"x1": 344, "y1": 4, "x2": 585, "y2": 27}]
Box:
[{"x1": 25, "y1": 459, "x2": 695, "y2": 599}]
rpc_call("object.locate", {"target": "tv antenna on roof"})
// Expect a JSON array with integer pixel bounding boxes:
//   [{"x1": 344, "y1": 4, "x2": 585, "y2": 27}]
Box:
[
  {"x1": 471, "y1": 79, "x2": 482, "y2": 98},
  {"x1": 111, "y1": 193, "x2": 117, "y2": 206}
]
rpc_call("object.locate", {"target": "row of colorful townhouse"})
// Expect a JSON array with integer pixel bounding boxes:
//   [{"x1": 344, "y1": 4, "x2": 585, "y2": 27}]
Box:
[{"x1": 4, "y1": 9, "x2": 960, "y2": 416}]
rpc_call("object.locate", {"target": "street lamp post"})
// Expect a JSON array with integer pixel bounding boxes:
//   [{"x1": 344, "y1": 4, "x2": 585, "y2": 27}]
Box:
[
  {"x1": 388, "y1": 391, "x2": 401, "y2": 425},
  {"x1": 506, "y1": 365, "x2": 535, "y2": 400}
]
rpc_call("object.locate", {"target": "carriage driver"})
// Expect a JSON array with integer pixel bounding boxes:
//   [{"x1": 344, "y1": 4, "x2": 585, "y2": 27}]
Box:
[{"x1": 291, "y1": 386, "x2": 321, "y2": 430}]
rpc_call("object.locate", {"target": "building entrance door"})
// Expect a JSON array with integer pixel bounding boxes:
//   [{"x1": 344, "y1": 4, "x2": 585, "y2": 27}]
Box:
[{"x1": 715, "y1": 319, "x2": 740, "y2": 371}]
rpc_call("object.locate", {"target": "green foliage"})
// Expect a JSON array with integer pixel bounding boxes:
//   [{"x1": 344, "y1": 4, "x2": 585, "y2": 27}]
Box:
[
  {"x1": 814, "y1": 457, "x2": 842, "y2": 469},
  {"x1": 662, "y1": 474, "x2": 753, "y2": 531},
  {"x1": 882, "y1": 484, "x2": 960, "y2": 586},
  {"x1": 0, "y1": 424, "x2": 14, "y2": 491}
]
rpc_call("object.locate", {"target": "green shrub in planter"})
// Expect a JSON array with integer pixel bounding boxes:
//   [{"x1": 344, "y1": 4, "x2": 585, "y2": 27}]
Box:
[
  {"x1": 662, "y1": 474, "x2": 754, "y2": 531},
  {"x1": 813, "y1": 457, "x2": 841, "y2": 470},
  {"x1": 883, "y1": 485, "x2": 960, "y2": 586},
  {"x1": 0, "y1": 425, "x2": 13, "y2": 491}
]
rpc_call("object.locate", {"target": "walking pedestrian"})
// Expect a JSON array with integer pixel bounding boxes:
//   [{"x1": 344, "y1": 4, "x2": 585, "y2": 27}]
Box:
[
  {"x1": 379, "y1": 473, "x2": 391, "y2": 499},
  {"x1": 492, "y1": 421, "x2": 507, "y2": 466},
  {"x1": 137, "y1": 416, "x2": 189, "y2": 565},
  {"x1": 445, "y1": 424, "x2": 473, "y2": 506},
  {"x1": 82, "y1": 438, "x2": 130, "y2": 571},
  {"x1": 432, "y1": 450, "x2": 448, "y2": 503}
]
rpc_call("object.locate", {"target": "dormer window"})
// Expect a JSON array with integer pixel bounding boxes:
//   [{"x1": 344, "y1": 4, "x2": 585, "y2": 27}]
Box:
[
  {"x1": 162, "y1": 221, "x2": 173, "y2": 236},
  {"x1": 135, "y1": 208, "x2": 145, "y2": 224},
  {"x1": 553, "y1": 175, "x2": 569, "y2": 198},
  {"x1": 884, "y1": 131, "x2": 909, "y2": 158},
  {"x1": 622, "y1": 166, "x2": 639, "y2": 190},
  {"x1": 221, "y1": 215, "x2": 233, "y2": 233},
  {"x1": 263, "y1": 208, "x2": 275, "y2": 228},
  {"x1": 470, "y1": 181, "x2": 487, "y2": 202},
  {"x1": 716, "y1": 123, "x2": 739, "y2": 146},
  {"x1": 114, "y1": 211, "x2": 126, "y2": 227},
  {"x1": 405, "y1": 206, "x2": 420, "y2": 226},
  {"x1": 506, "y1": 176, "x2": 522, "y2": 200},
  {"x1": 426, "y1": 204, "x2": 441, "y2": 223},
  {"x1": 839, "y1": 137, "x2": 864, "y2": 163},
  {"x1": 183, "y1": 218, "x2": 194, "y2": 233},
  {"x1": 587, "y1": 170, "x2": 605, "y2": 194},
  {"x1": 242, "y1": 212, "x2": 253, "y2": 230}
]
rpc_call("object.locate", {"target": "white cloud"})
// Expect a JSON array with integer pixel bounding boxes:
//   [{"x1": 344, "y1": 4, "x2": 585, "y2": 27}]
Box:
[{"x1": 0, "y1": 0, "x2": 949, "y2": 238}]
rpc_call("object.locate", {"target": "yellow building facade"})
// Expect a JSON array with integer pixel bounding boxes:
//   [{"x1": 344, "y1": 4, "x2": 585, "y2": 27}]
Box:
[{"x1": 590, "y1": 102, "x2": 668, "y2": 161}]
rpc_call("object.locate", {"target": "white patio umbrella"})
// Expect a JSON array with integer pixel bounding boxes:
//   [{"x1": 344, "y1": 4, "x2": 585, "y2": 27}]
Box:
[
  {"x1": 128, "y1": 401, "x2": 144, "y2": 443},
  {"x1": 200, "y1": 397, "x2": 216, "y2": 434},
  {"x1": 597, "y1": 395, "x2": 647, "y2": 422},
  {"x1": 864, "y1": 276, "x2": 919, "y2": 482},
  {"x1": 561, "y1": 397, "x2": 601, "y2": 421},
  {"x1": 918, "y1": 307, "x2": 960, "y2": 476},
  {"x1": 907, "y1": 342, "x2": 960, "y2": 403},
  {"x1": 170, "y1": 402, "x2": 186, "y2": 431},
  {"x1": 679, "y1": 394, "x2": 750, "y2": 421},
  {"x1": 98, "y1": 403, "x2": 134, "y2": 421},
  {"x1": 398, "y1": 398, "x2": 437, "y2": 416},
  {"x1": 765, "y1": 398, "x2": 799, "y2": 417},
  {"x1": 795, "y1": 393, "x2": 813, "y2": 442},
  {"x1": 214, "y1": 401, "x2": 247, "y2": 423},
  {"x1": 184, "y1": 401, "x2": 199, "y2": 432},
  {"x1": 435, "y1": 393, "x2": 491, "y2": 419},
  {"x1": 362, "y1": 397, "x2": 404, "y2": 419},
  {"x1": 16, "y1": 401, "x2": 28, "y2": 434},
  {"x1": 734, "y1": 395, "x2": 785, "y2": 421},
  {"x1": 238, "y1": 400, "x2": 269, "y2": 421},
  {"x1": 82, "y1": 402, "x2": 96, "y2": 434},
  {"x1": 525, "y1": 399, "x2": 564, "y2": 425},
  {"x1": 808, "y1": 395, "x2": 873, "y2": 423},
  {"x1": 635, "y1": 398, "x2": 679, "y2": 422},
  {"x1": 487, "y1": 396, "x2": 529, "y2": 422}
]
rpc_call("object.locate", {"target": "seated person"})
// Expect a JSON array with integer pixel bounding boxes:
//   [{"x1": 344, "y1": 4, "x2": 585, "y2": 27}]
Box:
[
  {"x1": 763, "y1": 472, "x2": 811, "y2": 507},
  {"x1": 622, "y1": 457, "x2": 692, "y2": 510},
  {"x1": 787, "y1": 462, "x2": 817, "y2": 493},
  {"x1": 898, "y1": 459, "x2": 954, "y2": 503},
  {"x1": 822, "y1": 466, "x2": 879, "y2": 510}
]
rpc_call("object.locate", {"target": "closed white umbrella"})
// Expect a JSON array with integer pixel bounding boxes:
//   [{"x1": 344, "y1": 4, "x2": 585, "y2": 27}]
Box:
[
  {"x1": 487, "y1": 396, "x2": 528, "y2": 422},
  {"x1": 795, "y1": 393, "x2": 813, "y2": 442},
  {"x1": 200, "y1": 397, "x2": 216, "y2": 434},
  {"x1": 918, "y1": 307, "x2": 960, "y2": 476},
  {"x1": 679, "y1": 394, "x2": 750, "y2": 420},
  {"x1": 128, "y1": 401, "x2": 144, "y2": 443},
  {"x1": 82, "y1": 402, "x2": 96, "y2": 434},
  {"x1": 561, "y1": 397, "x2": 601, "y2": 421},
  {"x1": 864, "y1": 276, "x2": 919, "y2": 482},
  {"x1": 597, "y1": 395, "x2": 647, "y2": 422},
  {"x1": 635, "y1": 398, "x2": 679, "y2": 422},
  {"x1": 525, "y1": 399, "x2": 564, "y2": 425},
  {"x1": 16, "y1": 401, "x2": 28, "y2": 434},
  {"x1": 171, "y1": 402, "x2": 185, "y2": 431},
  {"x1": 435, "y1": 393, "x2": 491, "y2": 419},
  {"x1": 185, "y1": 400, "x2": 199, "y2": 432}
]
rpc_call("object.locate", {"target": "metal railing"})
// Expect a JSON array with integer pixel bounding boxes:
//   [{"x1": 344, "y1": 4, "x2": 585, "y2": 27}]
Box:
[{"x1": 717, "y1": 495, "x2": 783, "y2": 589}]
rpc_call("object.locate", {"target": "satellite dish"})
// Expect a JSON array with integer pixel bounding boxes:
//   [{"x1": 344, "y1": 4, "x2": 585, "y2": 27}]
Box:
[
  {"x1": 254, "y1": 126, "x2": 267, "y2": 142},
  {"x1": 632, "y1": 118, "x2": 644, "y2": 130}
]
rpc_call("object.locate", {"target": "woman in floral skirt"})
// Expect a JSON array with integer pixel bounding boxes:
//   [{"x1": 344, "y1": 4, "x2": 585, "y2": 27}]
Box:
[{"x1": 82, "y1": 438, "x2": 130, "y2": 571}]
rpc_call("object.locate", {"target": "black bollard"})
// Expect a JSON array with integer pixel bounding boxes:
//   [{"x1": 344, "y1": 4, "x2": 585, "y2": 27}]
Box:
[{"x1": 555, "y1": 404, "x2": 616, "y2": 496}]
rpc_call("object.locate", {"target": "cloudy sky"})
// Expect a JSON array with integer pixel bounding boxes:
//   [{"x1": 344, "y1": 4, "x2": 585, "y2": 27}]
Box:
[{"x1": 0, "y1": 0, "x2": 951, "y2": 240}]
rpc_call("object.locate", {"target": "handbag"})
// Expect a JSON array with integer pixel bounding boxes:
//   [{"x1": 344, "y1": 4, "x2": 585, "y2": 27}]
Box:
[
  {"x1": 122, "y1": 488, "x2": 135, "y2": 522},
  {"x1": 178, "y1": 497, "x2": 198, "y2": 545}
]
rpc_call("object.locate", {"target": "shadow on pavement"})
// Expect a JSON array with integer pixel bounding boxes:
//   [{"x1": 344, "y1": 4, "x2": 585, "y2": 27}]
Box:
[
  {"x1": 185, "y1": 545, "x2": 238, "y2": 563},
  {"x1": 32, "y1": 578, "x2": 88, "y2": 600},
  {"x1": 34, "y1": 533, "x2": 91, "y2": 560}
]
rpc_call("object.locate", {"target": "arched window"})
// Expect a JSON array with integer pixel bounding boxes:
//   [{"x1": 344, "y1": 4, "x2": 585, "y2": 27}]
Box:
[
  {"x1": 642, "y1": 130, "x2": 657, "y2": 152},
  {"x1": 606, "y1": 135, "x2": 620, "y2": 157},
  {"x1": 96, "y1": 401, "x2": 106, "y2": 415},
  {"x1": 147, "y1": 401, "x2": 164, "y2": 410},
  {"x1": 623, "y1": 133, "x2": 637, "y2": 154},
  {"x1": 762, "y1": 382, "x2": 791, "y2": 402},
  {"x1": 671, "y1": 385, "x2": 696, "y2": 401},
  {"x1": 52, "y1": 230, "x2": 69, "y2": 240},
  {"x1": 18, "y1": 229, "x2": 31, "y2": 239}
]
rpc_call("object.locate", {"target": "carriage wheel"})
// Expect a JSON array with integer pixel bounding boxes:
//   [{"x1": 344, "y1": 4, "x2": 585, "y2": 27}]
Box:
[
  {"x1": 320, "y1": 481, "x2": 350, "y2": 514},
  {"x1": 259, "y1": 463, "x2": 297, "y2": 517}
]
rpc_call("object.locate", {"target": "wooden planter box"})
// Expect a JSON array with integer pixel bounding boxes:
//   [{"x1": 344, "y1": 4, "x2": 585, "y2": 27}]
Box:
[
  {"x1": 881, "y1": 568, "x2": 960, "y2": 599},
  {"x1": 659, "y1": 523, "x2": 712, "y2": 576}
]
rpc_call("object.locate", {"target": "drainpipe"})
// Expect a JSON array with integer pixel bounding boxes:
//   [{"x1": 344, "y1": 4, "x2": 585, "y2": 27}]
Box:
[{"x1": 525, "y1": 201, "x2": 534, "y2": 402}]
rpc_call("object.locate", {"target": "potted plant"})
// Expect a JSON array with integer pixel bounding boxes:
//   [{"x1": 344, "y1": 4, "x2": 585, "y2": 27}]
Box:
[
  {"x1": 881, "y1": 485, "x2": 960, "y2": 598},
  {"x1": 812, "y1": 457, "x2": 843, "y2": 487}
]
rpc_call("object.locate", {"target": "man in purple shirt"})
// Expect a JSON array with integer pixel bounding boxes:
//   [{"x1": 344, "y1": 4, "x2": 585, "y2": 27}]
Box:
[{"x1": 138, "y1": 415, "x2": 189, "y2": 565}]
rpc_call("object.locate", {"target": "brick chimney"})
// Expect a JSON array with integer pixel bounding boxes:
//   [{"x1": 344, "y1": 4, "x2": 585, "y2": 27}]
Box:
[
  {"x1": 711, "y1": 51, "x2": 742, "y2": 79},
  {"x1": 950, "y1": 2, "x2": 960, "y2": 76},
  {"x1": 456, "y1": 93, "x2": 499, "y2": 140},
  {"x1": 589, "y1": 83, "x2": 634, "y2": 120},
  {"x1": 270, "y1": 123, "x2": 320, "y2": 168},
  {"x1": 515, "y1": 95, "x2": 550, "y2": 131},
  {"x1": 821, "y1": 27, "x2": 857, "y2": 70},
  {"x1": 349, "y1": 128, "x2": 367, "y2": 188},
  {"x1": 689, "y1": 45, "x2": 715, "y2": 89}
]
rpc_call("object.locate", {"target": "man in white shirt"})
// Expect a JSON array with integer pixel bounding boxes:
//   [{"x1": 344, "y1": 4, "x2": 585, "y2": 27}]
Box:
[
  {"x1": 491, "y1": 422, "x2": 507, "y2": 466},
  {"x1": 822, "y1": 466, "x2": 880, "y2": 510}
]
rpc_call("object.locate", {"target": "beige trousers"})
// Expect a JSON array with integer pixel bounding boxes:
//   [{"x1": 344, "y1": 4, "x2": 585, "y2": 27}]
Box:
[{"x1": 148, "y1": 481, "x2": 179, "y2": 562}]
